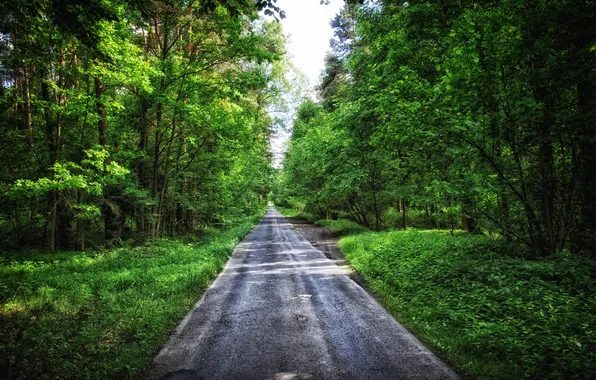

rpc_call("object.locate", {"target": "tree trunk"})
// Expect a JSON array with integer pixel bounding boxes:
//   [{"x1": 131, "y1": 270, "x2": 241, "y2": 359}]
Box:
[
  {"x1": 137, "y1": 97, "x2": 150, "y2": 234},
  {"x1": 577, "y1": 79, "x2": 596, "y2": 253},
  {"x1": 95, "y1": 76, "x2": 108, "y2": 147},
  {"x1": 41, "y1": 66, "x2": 59, "y2": 252},
  {"x1": 56, "y1": 200, "x2": 70, "y2": 249},
  {"x1": 535, "y1": 85, "x2": 556, "y2": 256},
  {"x1": 572, "y1": 2, "x2": 596, "y2": 255},
  {"x1": 401, "y1": 200, "x2": 407, "y2": 230},
  {"x1": 23, "y1": 65, "x2": 32, "y2": 146},
  {"x1": 152, "y1": 15, "x2": 168, "y2": 237},
  {"x1": 95, "y1": 74, "x2": 119, "y2": 241},
  {"x1": 155, "y1": 118, "x2": 176, "y2": 237},
  {"x1": 151, "y1": 94, "x2": 164, "y2": 237},
  {"x1": 49, "y1": 192, "x2": 57, "y2": 253},
  {"x1": 461, "y1": 197, "x2": 477, "y2": 233}
]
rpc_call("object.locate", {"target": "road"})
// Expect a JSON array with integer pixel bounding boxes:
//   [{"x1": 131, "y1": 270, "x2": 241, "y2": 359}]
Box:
[{"x1": 147, "y1": 207, "x2": 459, "y2": 380}]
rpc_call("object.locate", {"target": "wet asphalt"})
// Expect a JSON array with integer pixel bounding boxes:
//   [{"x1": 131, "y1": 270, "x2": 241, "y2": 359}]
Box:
[{"x1": 146, "y1": 207, "x2": 460, "y2": 380}]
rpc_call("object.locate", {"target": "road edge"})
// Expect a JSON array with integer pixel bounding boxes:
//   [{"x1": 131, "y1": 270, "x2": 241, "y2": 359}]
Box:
[{"x1": 277, "y1": 209, "x2": 467, "y2": 380}]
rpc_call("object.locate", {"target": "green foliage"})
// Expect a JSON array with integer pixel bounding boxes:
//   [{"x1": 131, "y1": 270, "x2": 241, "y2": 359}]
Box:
[
  {"x1": 340, "y1": 230, "x2": 596, "y2": 379},
  {"x1": 0, "y1": 0, "x2": 284, "y2": 250},
  {"x1": 9, "y1": 147, "x2": 128, "y2": 198},
  {"x1": 0, "y1": 210, "x2": 264, "y2": 379}
]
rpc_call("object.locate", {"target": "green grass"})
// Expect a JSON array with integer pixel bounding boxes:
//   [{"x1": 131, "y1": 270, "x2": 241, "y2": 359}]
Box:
[
  {"x1": 275, "y1": 205, "x2": 317, "y2": 221},
  {"x1": 340, "y1": 229, "x2": 596, "y2": 379},
  {"x1": 315, "y1": 219, "x2": 369, "y2": 236},
  {"x1": 274, "y1": 206, "x2": 368, "y2": 236},
  {"x1": 0, "y1": 211, "x2": 264, "y2": 379},
  {"x1": 274, "y1": 205, "x2": 305, "y2": 218}
]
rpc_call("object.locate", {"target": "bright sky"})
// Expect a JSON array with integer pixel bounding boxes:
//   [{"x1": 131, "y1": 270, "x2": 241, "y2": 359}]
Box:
[
  {"x1": 277, "y1": 0, "x2": 344, "y2": 91},
  {"x1": 269, "y1": 0, "x2": 344, "y2": 167}
]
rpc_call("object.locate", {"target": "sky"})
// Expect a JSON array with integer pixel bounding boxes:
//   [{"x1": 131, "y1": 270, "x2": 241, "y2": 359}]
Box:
[
  {"x1": 276, "y1": 0, "x2": 344, "y2": 91},
  {"x1": 269, "y1": 0, "x2": 344, "y2": 167}
]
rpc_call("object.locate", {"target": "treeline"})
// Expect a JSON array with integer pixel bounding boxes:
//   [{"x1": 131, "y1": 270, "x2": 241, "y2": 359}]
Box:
[
  {"x1": 0, "y1": 0, "x2": 286, "y2": 251},
  {"x1": 273, "y1": 0, "x2": 596, "y2": 257}
]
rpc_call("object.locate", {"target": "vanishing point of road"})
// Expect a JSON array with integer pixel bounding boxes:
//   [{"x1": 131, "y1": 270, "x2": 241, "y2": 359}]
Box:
[{"x1": 147, "y1": 207, "x2": 459, "y2": 380}]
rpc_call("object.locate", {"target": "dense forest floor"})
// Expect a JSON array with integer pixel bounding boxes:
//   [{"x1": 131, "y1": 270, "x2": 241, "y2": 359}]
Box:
[
  {"x1": 277, "y1": 207, "x2": 596, "y2": 379},
  {"x1": 0, "y1": 210, "x2": 265, "y2": 379}
]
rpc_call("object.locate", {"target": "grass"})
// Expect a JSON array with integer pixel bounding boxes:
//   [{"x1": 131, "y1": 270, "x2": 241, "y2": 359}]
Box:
[
  {"x1": 274, "y1": 205, "x2": 314, "y2": 220},
  {"x1": 315, "y1": 219, "x2": 369, "y2": 236},
  {"x1": 274, "y1": 206, "x2": 368, "y2": 236},
  {"x1": 0, "y1": 210, "x2": 264, "y2": 379},
  {"x1": 274, "y1": 205, "x2": 303, "y2": 218},
  {"x1": 340, "y1": 229, "x2": 596, "y2": 379}
]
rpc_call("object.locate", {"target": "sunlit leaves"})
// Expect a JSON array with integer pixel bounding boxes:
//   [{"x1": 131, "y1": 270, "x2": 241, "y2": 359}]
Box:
[{"x1": 9, "y1": 147, "x2": 129, "y2": 199}]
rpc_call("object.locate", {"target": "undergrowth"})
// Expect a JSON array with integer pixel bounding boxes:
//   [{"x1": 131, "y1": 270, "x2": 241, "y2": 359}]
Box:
[
  {"x1": 0, "y1": 210, "x2": 264, "y2": 379},
  {"x1": 340, "y1": 229, "x2": 596, "y2": 379}
]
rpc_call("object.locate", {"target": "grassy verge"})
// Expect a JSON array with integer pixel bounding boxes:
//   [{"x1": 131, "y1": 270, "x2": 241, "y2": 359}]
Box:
[
  {"x1": 0, "y1": 210, "x2": 264, "y2": 379},
  {"x1": 274, "y1": 205, "x2": 314, "y2": 220},
  {"x1": 274, "y1": 206, "x2": 368, "y2": 236},
  {"x1": 340, "y1": 229, "x2": 595, "y2": 379},
  {"x1": 315, "y1": 219, "x2": 368, "y2": 236}
]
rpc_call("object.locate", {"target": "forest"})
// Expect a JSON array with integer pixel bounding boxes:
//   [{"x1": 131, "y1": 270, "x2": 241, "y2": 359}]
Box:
[
  {"x1": 0, "y1": 0, "x2": 595, "y2": 378},
  {"x1": 274, "y1": 0, "x2": 596, "y2": 258},
  {"x1": 0, "y1": 0, "x2": 285, "y2": 252}
]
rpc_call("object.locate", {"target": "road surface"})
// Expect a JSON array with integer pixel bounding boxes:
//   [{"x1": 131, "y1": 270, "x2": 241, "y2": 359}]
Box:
[{"x1": 147, "y1": 207, "x2": 459, "y2": 380}]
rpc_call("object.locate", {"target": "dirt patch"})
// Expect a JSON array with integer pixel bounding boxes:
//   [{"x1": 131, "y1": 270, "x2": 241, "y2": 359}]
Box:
[{"x1": 284, "y1": 216, "x2": 369, "y2": 290}]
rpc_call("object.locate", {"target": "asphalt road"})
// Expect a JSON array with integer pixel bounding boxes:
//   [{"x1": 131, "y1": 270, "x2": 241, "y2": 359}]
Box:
[{"x1": 147, "y1": 207, "x2": 459, "y2": 380}]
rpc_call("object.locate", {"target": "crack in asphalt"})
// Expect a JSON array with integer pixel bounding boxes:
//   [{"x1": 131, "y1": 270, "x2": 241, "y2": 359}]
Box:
[{"x1": 146, "y1": 207, "x2": 460, "y2": 380}]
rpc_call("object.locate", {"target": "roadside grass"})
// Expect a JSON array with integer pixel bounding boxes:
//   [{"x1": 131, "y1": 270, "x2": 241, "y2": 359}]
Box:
[
  {"x1": 274, "y1": 205, "x2": 303, "y2": 218},
  {"x1": 275, "y1": 206, "x2": 316, "y2": 221},
  {"x1": 340, "y1": 229, "x2": 596, "y2": 379},
  {"x1": 315, "y1": 219, "x2": 369, "y2": 236},
  {"x1": 0, "y1": 211, "x2": 264, "y2": 379},
  {"x1": 274, "y1": 206, "x2": 368, "y2": 236}
]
